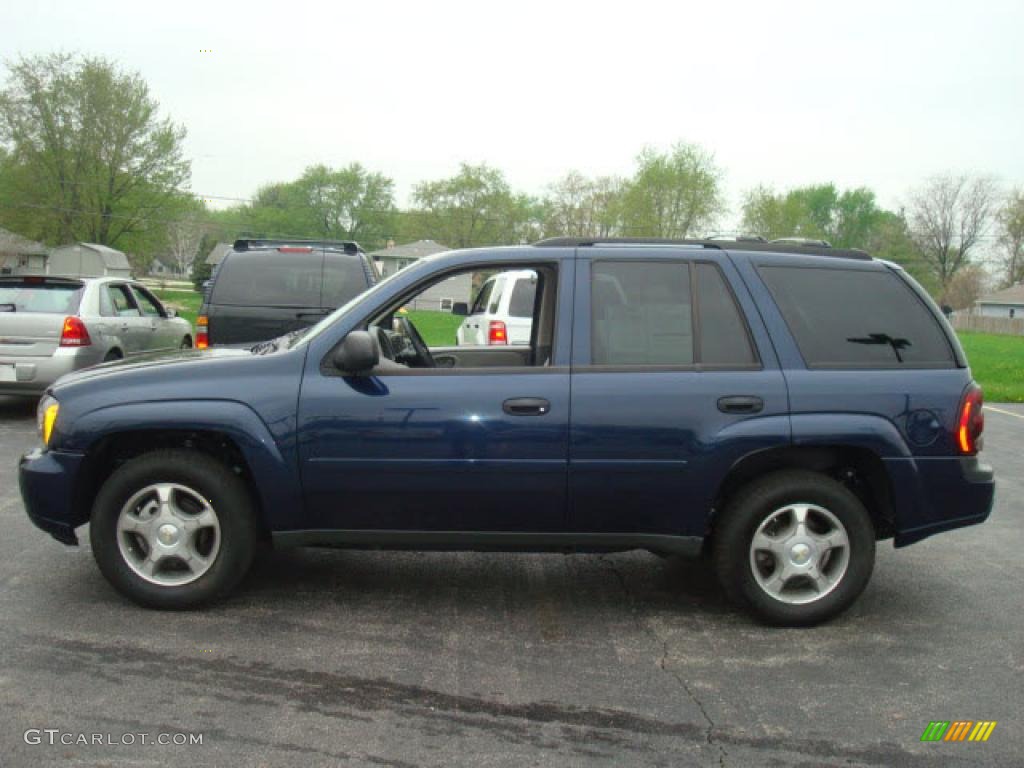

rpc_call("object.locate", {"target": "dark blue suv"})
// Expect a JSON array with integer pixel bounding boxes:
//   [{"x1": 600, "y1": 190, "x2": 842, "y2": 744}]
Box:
[{"x1": 19, "y1": 238, "x2": 994, "y2": 625}]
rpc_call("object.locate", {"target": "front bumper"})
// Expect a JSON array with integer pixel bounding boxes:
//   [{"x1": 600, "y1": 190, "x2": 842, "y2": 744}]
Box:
[
  {"x1": 890, "y1": 455, "x2": 995, "y2": 547},
  {"x1": 19, "y1": 448, "x2": 87, "y2": 545},
  {"x1": 0, "y1": 348, "x2": 104, "y2": 396}
]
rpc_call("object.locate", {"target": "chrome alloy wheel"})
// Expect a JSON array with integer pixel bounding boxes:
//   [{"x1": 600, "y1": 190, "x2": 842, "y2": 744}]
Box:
[
  {"x1": 116, "y1": 483, "x2": 221, "y2": 586},
  {"x1": 749, "y1": 503, "x2": 850, "y2": 605}
]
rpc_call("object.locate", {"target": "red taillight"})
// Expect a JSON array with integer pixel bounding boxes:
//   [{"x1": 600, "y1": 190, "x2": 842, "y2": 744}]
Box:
[
  {"x1": 488, "y1": 320, "x2": 507, "y2": 345},
  {"x1": 59, "y1": 316, "x2": 91, "y2": 347},
  {"x1": 196, "y1": 315, "x2": 209, "y2": 350},
  {"x1": 957, "y1": 384, "x2": 984, "y2": 454}
]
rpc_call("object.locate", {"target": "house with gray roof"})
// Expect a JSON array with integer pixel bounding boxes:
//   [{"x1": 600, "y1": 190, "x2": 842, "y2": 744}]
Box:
[
  {"x1": 47, "y1": 242, "x2": 132, "y2": 278},
  {"x1": 205, "y1": 242, "x2": 233, "y2": 267},
  {"x1": 0, "y1": 227, "x2": 49, "y2": 276},
  {"x1": 368, "y1": 240, "x2": 471, "y2": 312},
  {"x1": 975, "y1": 283, "x2": 1024, "y2": 319}
]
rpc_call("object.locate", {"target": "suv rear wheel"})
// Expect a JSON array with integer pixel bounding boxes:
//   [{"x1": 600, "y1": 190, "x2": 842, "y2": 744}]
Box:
[
  {"x1": 89, "y1": 450, "x2": 257, "y2": 609},
  {"x1": 713, "y1": 470, "x2": 875, "y2": 626}
]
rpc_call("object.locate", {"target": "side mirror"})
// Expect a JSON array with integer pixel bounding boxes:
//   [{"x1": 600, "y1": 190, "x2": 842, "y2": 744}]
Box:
[
  {"x1": 166, "y1": 308, "x2": 178, "y2": 318},
  {"x1": 333, "y1": 330, "x2": 379, "y2": 374},
  {"x1": 452, "y1": 302, "x2": 469, "y2": 317}
]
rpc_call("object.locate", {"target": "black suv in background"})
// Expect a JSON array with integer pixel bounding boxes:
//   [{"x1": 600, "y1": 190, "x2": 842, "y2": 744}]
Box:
[{"x1": 198, "y1": 239, "x2": 378, "y2": 347}]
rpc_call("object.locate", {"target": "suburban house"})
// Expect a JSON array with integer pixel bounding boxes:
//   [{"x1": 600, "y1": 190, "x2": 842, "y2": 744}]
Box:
[
  {"x1": 149, "y1": 255, "x2": 189, "y2": 277},
  {"x1": 0, "y1": 227, "x2": 48, "y2": 276},
  {"x1": 974, "y1": 284, "x2": 1024, "y2": 319},
  {"x1": 204, "y1": 242, "x2": 233, "y2": 268},
  {"x1": 369, "y1": 240, "x2": 472, "y2": 312},
  {"x1": 47, "y1": 243, "x2": 132, "y2": 278}
]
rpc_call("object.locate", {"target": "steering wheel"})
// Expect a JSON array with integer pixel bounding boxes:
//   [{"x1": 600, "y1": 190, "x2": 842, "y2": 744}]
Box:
[{"x1": 396, "y1": 315, "x2": 436, "y2": 368}]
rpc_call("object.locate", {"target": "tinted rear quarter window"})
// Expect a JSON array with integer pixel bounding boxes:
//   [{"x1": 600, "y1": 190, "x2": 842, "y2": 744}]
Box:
[
  {"x1": 0, "y1": 281, "x2": 84, "y2": 314},
  {"x1": 759, "y1": 265, "x2": 954, "y2": 367},
  {"x1": 211, "y1": 251, "x2": 323, "y2": 307}
]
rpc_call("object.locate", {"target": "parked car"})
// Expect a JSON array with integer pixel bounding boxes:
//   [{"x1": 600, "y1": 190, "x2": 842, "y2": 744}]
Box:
[
  {"x1": 19, "y1": 238, "x2": 994, "y2": 625},
  {"x1": 455, "y1": 269, "x2": 537, "y2": 346},
  {"x1": 0, "y1": 275, "x2": 192, "y2": 398},
  {"x1": 197, "y1": 239, "x2": 379, "y2": 348}
]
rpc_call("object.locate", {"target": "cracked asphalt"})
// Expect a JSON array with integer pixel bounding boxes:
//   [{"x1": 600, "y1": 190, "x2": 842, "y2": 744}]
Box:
[{"x1": 0, "y1": 395, "x2": 1021, "y2": 767}]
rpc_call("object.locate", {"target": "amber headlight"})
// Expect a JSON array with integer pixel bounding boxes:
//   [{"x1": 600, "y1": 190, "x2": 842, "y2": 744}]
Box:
[{"x1": 37, "y1": 395, "x2": 59, "y2": 446}]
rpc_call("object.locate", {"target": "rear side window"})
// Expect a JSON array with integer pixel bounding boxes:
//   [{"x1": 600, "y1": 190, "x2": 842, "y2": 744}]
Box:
[
  {"x1": 509, "y1": 276, "x2": 538, "y2": 318},
  {"x1": 759, "y1": 266, "x2": 954, "y2": 367},
  {"x1": 591, "y1": 261, "x2": 693, "y2": 365},
  {"x1": 696, "y1": 263, "x2": 757, "y2": 366},
  {"x1": 0, "y1": 281, "x2": 83, "y2": 314},
  {"x1": 321, "y1": 255, "x2": 370, "y2": 308},
  {"x1": 211, "y1": 251, "x2": 323, "y2": 307}
]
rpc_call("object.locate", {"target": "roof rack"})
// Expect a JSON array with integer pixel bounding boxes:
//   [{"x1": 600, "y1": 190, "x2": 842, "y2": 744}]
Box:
[
  {"x1": 233, "y1": 238, "x2": 362, "y2": 254},
  {"x1": 532, "y1": 237, "x2": 871, "y2": 260}
]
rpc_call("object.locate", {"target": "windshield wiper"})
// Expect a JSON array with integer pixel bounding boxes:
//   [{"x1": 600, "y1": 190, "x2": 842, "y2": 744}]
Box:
[{"x1": 846, "y1": 333, "x2": 911, "y2": 363}]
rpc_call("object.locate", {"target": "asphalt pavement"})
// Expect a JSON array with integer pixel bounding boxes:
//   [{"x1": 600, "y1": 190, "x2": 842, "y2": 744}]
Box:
[{"x1": 0, "y1": 395, "x2": 1021, "y2": 767}]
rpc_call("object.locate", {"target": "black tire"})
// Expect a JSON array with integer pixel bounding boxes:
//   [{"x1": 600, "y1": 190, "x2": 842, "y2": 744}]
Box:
[
  {"x1": 89, "y1": 449, "x2": 257, "y2": 609},
  {"x1": 103, "y1": 349, "x2": 123, "y2": 362},
  {"x1": 181, "y1": 336, "x2": 192, "y2": 349},
  {"x1": 713, "y1": 470, "x2": 875, "y2": 626}
]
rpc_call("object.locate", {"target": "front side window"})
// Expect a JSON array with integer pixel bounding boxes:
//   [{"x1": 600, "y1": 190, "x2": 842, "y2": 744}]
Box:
[
  {"x1": 759, "y1": 265, "x2": 954, "y2": 367},
  {"x1": 131, "y1": 286, "x2": 164, "y2": 318},
  {"x1": 108, "y1": 285, "x2": 140, "y2": 317},
  {"x1": 360, "y1": 263, "x2": 556, "y2": 371},
  {"x1": 591, "y1": 261, "x2": 693, "y2": 366}
]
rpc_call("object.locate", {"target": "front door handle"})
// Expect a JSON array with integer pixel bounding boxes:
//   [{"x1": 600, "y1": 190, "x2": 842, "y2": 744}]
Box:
[
  {"x1": 717, "y1": 395, "x2": 764, "y2": 414},
  {"x1": 502, "y1": 397, "x2": 551, "y2": 416}
]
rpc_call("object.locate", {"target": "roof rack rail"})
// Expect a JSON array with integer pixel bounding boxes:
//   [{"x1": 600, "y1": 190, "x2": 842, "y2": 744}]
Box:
[
  {"x1": 233, "y1": 238, "x2": 362, "y2": 254},
  {"x1": 533, "y1": 237, "x2": 721, "y2": 249},
  {"x1": 532, "y1": 236, "x2": 872, "y2": 260}
]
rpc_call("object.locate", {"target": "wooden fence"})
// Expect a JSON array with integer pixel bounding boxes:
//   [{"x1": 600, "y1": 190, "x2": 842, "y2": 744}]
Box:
[{"x1": 950, "y1": 314, "x2": 1024, "y2": 336}]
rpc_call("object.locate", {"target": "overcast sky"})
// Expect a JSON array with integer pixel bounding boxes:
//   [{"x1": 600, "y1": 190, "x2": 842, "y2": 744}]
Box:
[{"x1": 4, "y1": 0, "x2": 1023, "y2": 227}]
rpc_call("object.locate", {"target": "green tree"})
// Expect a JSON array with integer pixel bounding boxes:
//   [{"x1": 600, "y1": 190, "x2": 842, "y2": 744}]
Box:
[
  {"x1": 211, "y1": 163, "x2": 397, "y2": 250},
  {"x1": 0, "y1": 53, "x2": 190, "y2": 247},
  {"x1": 996, "y1": 188, "x2": 1024, "y2": 288},
  {"x1": 908, "y1": 174, "x2": 998, "y2": 289},
  {"x1": 620, "y1": 143, "x2": 724, "y2": 238},
  {"x1": 740, "y1": 183, "x2": 882, "y2": 248},
  {"x1": 543, "y1": 171, "x2": 625, "y2": 238},
  {"x1": 410, "y1": 163, "x2": 525, "y2": 247}
]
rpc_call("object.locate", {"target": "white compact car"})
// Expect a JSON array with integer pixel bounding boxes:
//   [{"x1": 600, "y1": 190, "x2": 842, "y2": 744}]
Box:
[{"x1": 455, "y1": 270, "x2": 537, "y2": 346}]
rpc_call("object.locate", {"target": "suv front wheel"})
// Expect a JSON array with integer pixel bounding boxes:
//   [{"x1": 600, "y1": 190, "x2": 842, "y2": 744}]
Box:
[
  {"x1": 90, "y1": 450, "x2": 257, "y2": 609},
  {"x1": 713, "y1": 470, "x2": 876, "y2": 626}
]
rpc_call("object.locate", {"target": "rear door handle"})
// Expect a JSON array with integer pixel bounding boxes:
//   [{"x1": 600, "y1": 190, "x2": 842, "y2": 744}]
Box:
[
  {"x1": 717, "y1": 395, "x2": 764, "y2": 414},
  {"x1": 502, "y1": 397, "x2": 551, "y2": 416}
]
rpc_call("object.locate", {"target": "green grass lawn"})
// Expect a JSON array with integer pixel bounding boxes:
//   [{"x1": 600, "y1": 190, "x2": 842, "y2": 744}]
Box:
[
  {"x1": 407, "y1": 310, "x2": 463, "y2": 347},
  {"x1": 152, "y1": 289, "x2": 202, "y2": 328},
  {"x1": 958, "y1": 331, "x2": 1024, "y2": 402}
]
